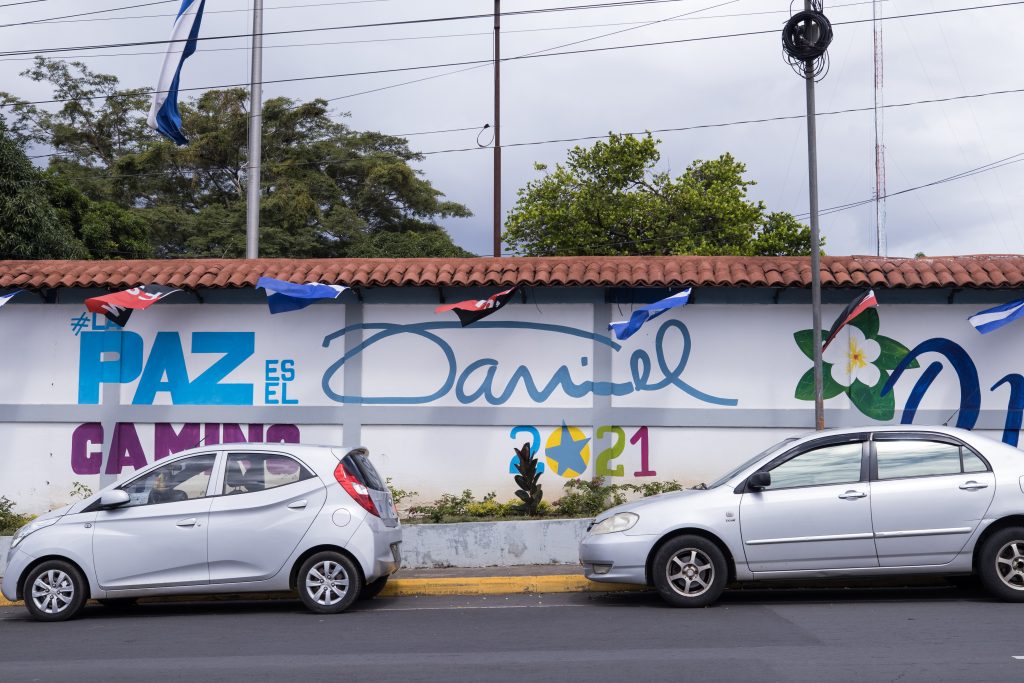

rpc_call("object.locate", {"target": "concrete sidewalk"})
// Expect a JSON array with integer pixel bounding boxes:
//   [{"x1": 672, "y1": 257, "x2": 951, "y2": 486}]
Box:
[{"x1": 0, "y1": 565, "x2": 640, "y2": 607}]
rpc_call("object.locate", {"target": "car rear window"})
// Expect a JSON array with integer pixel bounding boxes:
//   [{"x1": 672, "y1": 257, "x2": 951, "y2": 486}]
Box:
[{"x1": 342, "y1": 452, "x2": 385, "y2": 491}]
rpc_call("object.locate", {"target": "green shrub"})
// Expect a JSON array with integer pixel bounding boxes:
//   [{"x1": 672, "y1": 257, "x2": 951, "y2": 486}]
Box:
[
  {"x1": 553, "y1": 479, "x2": 629, "y2": 517},
  {"x1": 0, "y1": 496, "x2": 34, "y2": 535},
  {"x1": 409, "y1": 489, "x2": 476, "y2": 523},
  {"x1": 385, "y1": 477, "x2": 418, "y2": 506},
  {"x1": 625, "y1": 480, "x2": 684, "y2": 497}
]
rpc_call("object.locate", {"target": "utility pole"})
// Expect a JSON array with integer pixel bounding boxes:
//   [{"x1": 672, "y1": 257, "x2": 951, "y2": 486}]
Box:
[
  {"x1": 783, "y1": 2, "x2": 832, "y2": 431},
  {"x1": 246, "y1": 0, "x2": 264, "y2": 259},
  {"x1": 872, "y1": 0, "x2": 887, "y2": 257},
  {"x1": 492, "y1": 0, "x2": 502, "y2": 258}
]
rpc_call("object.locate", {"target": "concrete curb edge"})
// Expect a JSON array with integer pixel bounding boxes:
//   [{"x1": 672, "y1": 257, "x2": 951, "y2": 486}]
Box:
[{"x1": 0, "y1": 575, "x2": 641, "y2": 607}]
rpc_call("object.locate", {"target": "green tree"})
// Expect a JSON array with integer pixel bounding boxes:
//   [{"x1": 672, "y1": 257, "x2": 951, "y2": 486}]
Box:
[
  {"x1": 0, "y1": 122, "x2": 85, "y2": 259},
  {"x1": 1, "y1": 58, "x2": 472, "y2": 259},
  {"x1": 503, "y1": 133, "x2": 821, "y2": 257}
]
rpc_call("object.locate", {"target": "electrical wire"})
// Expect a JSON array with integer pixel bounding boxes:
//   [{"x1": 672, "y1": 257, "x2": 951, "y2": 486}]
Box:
[
  {"x1": 3, "y1": 0, "x2": 1020, "y2": 107},
  {"x1": 0, "y1": 0, "x2": 710, "y2": 55},
  {"x1": 0, "y1": 0, "x2": 178, "y2": 29},
  {"x1": 0, "y1": 0, "x2": 888, "y2": 63}
]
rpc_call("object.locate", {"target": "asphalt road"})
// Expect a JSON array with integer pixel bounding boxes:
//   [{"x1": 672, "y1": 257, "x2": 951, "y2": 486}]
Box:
[{"x1": 2, "y1": 586, "x2": 1023, "y2": 682}]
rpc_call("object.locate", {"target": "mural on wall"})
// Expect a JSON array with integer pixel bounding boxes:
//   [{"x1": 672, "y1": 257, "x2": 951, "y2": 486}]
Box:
[
  {"x1": 793, "y1": 308, "x2": 920, "y2": 421},
  {"x1": 4, "y1": 296, "x2": 1024, "y2": 510}
]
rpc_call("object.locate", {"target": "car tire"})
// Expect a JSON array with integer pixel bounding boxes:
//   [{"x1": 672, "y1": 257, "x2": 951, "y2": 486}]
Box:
[
  {"x1": 359, "y1": 576, "x2": 389, "y2": 601},
  {"x1": 977, "y1": 527, "x2": 1024, "y2": 602},
  {"x1": 297, "y1": 551, "x2": 362, "y2": 614},
  {"x1": 651, "y1": 535, "x2": 728, "y2": 608},
  {"x1": 23, "y1": 560, "x2": 88, "y2": 622}
]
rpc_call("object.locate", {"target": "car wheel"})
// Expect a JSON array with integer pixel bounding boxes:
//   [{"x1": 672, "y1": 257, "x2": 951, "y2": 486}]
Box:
[
  {"x1": 359, "y1": 576, "x2": 389, "y2": 601},
  {"x1": 651, "y1": 535, "x2": 728, "y2": 608},
  {"x1": 978, "y1": 527, "x2": 1024, "y2": 602},
  {"x1": 297, "y1": 551, "x2": 362, "y2": 614},
  {"x1": 23, "y1": 560, "x2": 87, "y2": 622},
  {"x1": 98, "y1": 598, "x2": 138, "y2": 609}
]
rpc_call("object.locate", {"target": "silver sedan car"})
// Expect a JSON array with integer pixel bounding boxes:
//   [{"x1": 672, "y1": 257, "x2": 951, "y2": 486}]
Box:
[
  {"x1": 581, "y1": 426, "x2": 1024, "y2": 607},
  {"x1": 3, "y1": 444, "x2": 401, "y2": 621}
]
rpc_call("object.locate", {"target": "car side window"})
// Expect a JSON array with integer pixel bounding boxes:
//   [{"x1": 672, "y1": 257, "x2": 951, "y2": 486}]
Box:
[
  {"x1": 764, "y1": 442, "x2": 863, "y2": 490},
  {"x1": 121, "y1": 453, "x2": 217, "y2": 507},
  {"x1": 962, "y1": 449, "x2": 988, "y2": 473},
  {"x1": 876, "y1": 440, "x2": 964, "y2": 480},
  {"x1": 223, "y1": 453, "x2": 315, "y2": 495}
]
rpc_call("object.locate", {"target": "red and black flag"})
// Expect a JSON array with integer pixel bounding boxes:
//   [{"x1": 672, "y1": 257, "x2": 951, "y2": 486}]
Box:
[
  {"x1": 85, "y1": 285, "x2": 181, "y2": 327},
  {"x1": 822, "y1": 289, "x2": 878, "y2": 351},
  {"x1": 435, "y1": 286, "x2": 518, "y2": 327}
]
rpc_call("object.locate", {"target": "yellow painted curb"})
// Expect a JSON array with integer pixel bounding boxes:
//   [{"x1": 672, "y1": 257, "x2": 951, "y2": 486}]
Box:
[
  {"x1": 0, "y1": 576, "x2": 640, "y2": 607},
  {"x1": 380, "y1": 575, "x2": 641, "y2": 597}
]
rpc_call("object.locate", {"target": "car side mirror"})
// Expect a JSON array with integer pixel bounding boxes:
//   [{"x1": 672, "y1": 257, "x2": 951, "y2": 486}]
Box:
[
  {"x1": 747, "y1": 471, "x2": 771, "y2": 491},
  {"x1": 99, "y1": 489, "x2": 131, "y2": 509}
]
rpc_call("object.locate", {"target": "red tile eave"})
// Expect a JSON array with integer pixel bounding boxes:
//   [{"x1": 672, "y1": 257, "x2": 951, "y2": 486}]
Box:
[{"x1": 1, "y1": 255, "x2": 1024, "y2": 291}]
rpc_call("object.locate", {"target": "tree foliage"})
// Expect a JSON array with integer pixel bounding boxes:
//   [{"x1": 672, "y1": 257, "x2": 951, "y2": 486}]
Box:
[
  {"x1": 0, "y1": 58, "x2": 472, "y2": 260},
  {"x1": 503, "y1": 133, "x2": 820, "y2": 257}
]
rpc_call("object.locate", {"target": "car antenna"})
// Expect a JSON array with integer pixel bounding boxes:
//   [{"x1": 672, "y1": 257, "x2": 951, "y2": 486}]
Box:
[{"x1": 188, "y1": 432, "x2": 210, "y2": 450}]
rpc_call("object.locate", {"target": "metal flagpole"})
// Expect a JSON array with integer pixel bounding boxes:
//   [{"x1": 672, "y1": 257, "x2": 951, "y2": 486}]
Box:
[
  {"x1": 246, "y1": 0, "x2": 264, "y2": 259},
  {"x1": 492, "y1": 0, "x2": 502, "y2": 258}
]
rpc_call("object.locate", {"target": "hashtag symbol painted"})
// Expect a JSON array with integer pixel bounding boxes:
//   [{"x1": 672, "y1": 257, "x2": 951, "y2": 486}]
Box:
[{"x1": 69, "y1": 313, "x2": 89, "y2": 336}]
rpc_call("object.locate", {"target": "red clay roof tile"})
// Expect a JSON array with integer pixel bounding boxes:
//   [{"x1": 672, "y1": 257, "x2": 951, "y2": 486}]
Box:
[{"x1": 1, "y1": 255, "x2": 1024, "y2": 291}]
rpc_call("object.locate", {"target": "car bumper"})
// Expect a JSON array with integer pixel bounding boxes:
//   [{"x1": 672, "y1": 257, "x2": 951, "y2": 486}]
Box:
[
  {"x1": 578, "y1": 531, "x2": 655, "y2": 585},
  {"x1": 369, "y1": 524, "x2": 403, "y2": 581},
  {"x1": 2, "y1": 547, "x2": 29, "y2": 601}
]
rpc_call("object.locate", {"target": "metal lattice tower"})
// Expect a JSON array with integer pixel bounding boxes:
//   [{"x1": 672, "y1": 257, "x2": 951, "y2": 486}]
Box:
[{"x1": 873, "y1": 0, "x2": 887, "y2": 257}]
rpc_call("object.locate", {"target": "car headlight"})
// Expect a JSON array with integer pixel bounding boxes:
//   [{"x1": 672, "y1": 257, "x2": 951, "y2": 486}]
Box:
[
  {"x1": 590, "y1": 512, "x2": 639, "y2": 535},
  {"x1": 10, "y1": 517, "x2": 58, "y2": 549}
]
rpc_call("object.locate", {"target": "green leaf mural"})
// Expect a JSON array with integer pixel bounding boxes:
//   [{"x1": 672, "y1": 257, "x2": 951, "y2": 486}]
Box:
[
  {"x1": 848, "y1": 370, "x2": 895, "y2": 421},
  {"x1": 793, "y1": 307, "x2": 915, "y2": 421}
]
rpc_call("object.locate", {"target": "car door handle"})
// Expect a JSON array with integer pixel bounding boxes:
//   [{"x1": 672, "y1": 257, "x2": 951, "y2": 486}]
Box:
[
  {"x1": 959, "y1": 481, "x2": 989, "y2": 491},
  {"x1": 288, "y1": 500, "x2": 308, "y2": 510},
  {"x1": 838, "y1": 490, "x2": 867, "y2": 500},
  {"x1": 176, "y1": 518, "x2": 198, "y2": 527}
]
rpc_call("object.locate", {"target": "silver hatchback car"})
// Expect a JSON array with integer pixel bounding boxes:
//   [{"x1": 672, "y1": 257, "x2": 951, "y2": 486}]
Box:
[
  {"x1": 3, "y1": 444, "x2": 401, "y2": 621},
  {"x1": 581, "y1": 426, "x2": 1024, "y2": 607}
]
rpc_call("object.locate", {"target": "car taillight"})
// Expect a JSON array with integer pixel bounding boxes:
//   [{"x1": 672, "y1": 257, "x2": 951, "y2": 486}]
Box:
[{"x1": 334, "y1": 462, "x2": 380, "y2": 517}]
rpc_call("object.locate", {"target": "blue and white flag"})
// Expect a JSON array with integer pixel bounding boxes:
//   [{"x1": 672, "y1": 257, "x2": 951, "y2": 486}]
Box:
[
  {"x1": 147, "y1": 0, "x2": 207, "y2": 145},
  {"x1": 968, "y1": 298, "x2": 1024, "y2": 334},
  {"x1": 257, "y1": 277, "x2": 349, "y2": 314},
  {"x1": 0, "y1": 290, "x2": 23, "y2": 308},
  {"x1": 609, "y1": 288, "x2": 692, "y2": 341}
]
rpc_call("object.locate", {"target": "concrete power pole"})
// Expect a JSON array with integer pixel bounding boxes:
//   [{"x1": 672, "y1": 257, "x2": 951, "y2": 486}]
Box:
[
  {"x1": 493, "y1": 0, "x2": 502, "y2": 258},
  {"x1": 246, "y1": 0, "x2": 264, "y2": 259}
]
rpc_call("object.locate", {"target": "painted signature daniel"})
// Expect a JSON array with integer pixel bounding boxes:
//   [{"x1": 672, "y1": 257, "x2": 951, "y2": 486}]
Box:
[{"x1": 320, "y1": 319, "x2": 738, "y2": 406}]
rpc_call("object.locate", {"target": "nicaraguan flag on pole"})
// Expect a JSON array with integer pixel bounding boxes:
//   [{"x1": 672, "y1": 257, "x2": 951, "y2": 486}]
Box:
[
  {"x1": 968, "y1": 298, "x2": 1024, "y2": 334},
  {"x1": 608, "y1": 288, "x2": 692, "y2": 341},
  {"x1": 147, "y1": 0, "x2": 207, "y2": 145},
  {"x1": 0, "y1": 290, "x2": 23, "y2": 308},
  {"x1": 257, "y1": 277, "x2": 349, "y2": 314}
]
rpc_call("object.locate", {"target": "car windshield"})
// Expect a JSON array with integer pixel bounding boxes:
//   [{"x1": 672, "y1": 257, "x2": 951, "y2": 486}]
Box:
[{"x1": 705, "y1": 437, "x2": 799, "y2": 489}]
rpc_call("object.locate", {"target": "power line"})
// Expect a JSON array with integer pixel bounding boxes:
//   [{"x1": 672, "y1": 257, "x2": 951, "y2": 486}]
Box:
[
  {"x1": 8, "y1": 0, "x2": 409, "y2": 27},
  {"x1": 0, "y1": 1, "x2": 178, "y2": 29},
  {"x1": 0, "y1": 0, "x2": 706, "y2": 55},
  {"x1": 0, "y1": 0, "x2": 50, "y2": 7},
  {"x1": 3, "y1": 0, "x2": 1019, "y2": 107},
  {"x1": 0, "y1": 0, "x2": 885, "y2": 63}
]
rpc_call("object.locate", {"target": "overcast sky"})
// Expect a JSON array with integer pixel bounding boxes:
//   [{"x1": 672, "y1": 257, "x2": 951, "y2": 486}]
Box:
[{"x1": 1, "y1": 0, "x2": 1022, "y2": 258}]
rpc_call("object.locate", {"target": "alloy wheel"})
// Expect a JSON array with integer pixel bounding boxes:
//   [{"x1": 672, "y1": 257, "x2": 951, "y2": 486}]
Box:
[
  {"x1": 305, "y1": 560, "x2": 351, "y2": 606},
  {"x1": 665, "y1": 548, "x2": 715, "y2": 598},
  {"x1": 31, "y1": 569, "x2": 75, "y2": 615},
  {"x1": 994, "y1": 540, "x2": 1024, "y2": 591}
]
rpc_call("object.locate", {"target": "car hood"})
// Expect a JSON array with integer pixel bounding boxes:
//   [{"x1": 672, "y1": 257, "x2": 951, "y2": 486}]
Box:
[
  {"x1": 32, "y1": 504, "x2": 72, "y2": 523},
  {"x1": 596, "y1": 488, "x2": 706, "y2": 520}
]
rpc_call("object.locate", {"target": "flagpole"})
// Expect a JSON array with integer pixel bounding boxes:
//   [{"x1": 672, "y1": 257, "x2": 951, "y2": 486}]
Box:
[{"x1": 246, "y1": 0, "x2": 263, "y2": 259}]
